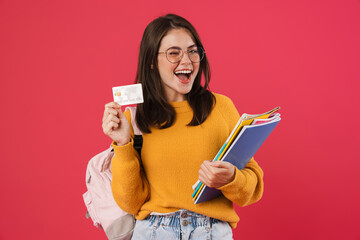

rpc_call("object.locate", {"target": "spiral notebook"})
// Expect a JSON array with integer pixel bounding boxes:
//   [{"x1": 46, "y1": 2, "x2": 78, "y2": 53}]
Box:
[{"x1": 192, "y1": 107, "x2": 281, "y2": 204}]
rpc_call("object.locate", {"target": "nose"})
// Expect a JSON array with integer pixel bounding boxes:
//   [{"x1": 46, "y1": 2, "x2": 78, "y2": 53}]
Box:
[{"x1": 179, "y1": 51, "x2": 192, "y2": 64}]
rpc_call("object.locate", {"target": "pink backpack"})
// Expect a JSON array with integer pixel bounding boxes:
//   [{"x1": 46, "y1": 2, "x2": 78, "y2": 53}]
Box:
[{"x1": 83, "y1": 107, "x2": 141, "y2": 240}]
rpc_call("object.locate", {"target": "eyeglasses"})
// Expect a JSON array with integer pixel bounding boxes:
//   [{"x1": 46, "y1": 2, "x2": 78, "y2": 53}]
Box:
[{"x1": 158, "y1": 47, "x2": 205, "y2": 63}]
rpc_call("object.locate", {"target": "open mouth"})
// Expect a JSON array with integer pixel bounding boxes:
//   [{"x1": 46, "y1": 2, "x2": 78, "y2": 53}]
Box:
[{"x1": 174, "y1": 70, "x2": 192, "y2": 82}]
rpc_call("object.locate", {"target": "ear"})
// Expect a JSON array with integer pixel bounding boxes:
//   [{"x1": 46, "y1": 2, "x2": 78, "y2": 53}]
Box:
[{"x1": 151, "y1": 64, "x2": 154, "y2": 69}]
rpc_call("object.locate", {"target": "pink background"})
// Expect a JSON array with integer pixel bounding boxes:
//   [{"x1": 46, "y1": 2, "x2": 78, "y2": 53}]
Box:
[{"x1": 1, "y1": 0, "x2": 359, "y2": 239}]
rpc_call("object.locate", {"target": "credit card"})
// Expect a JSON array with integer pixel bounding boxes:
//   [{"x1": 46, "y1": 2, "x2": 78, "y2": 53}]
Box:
[{"x1": 112, "y1": 83, "x2": 144, "y2": 106}]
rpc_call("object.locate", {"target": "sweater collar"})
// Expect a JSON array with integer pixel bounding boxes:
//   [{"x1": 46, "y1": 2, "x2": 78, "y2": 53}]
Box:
[{"x1": 169, "y1": 100, "x2": 192, "y2": 113}]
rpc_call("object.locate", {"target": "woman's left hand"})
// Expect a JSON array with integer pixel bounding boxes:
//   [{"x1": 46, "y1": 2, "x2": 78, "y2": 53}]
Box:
[{"x1": 198, "y1": 160, "x2": 236, "y2": 188}]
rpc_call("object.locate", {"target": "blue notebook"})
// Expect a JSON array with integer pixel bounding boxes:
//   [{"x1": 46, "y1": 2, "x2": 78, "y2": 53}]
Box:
[{"x1": 194, "y1": 117, "x2": 280, "y2": 204}]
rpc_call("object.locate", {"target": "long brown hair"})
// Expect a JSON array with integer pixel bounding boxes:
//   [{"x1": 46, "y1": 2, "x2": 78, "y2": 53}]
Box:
[{"x1": 135, "y1": 14, "x2": 215, "y2": 133}]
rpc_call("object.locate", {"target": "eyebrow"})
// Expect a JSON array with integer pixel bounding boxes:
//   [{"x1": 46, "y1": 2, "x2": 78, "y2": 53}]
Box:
[{"x1": 167, "y1": 44, "x2": 197, "y2": 50}]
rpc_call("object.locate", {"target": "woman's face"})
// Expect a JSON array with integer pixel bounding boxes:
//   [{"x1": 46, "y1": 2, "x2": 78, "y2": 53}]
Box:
[{"x1": 157, "y1": 28, "x2": 200, "y2": 102}]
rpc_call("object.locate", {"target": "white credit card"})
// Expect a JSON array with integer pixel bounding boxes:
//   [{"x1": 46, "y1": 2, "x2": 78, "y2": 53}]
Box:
[{"x1": 112, "y1": 83, "x2": 144, "y2": 105}]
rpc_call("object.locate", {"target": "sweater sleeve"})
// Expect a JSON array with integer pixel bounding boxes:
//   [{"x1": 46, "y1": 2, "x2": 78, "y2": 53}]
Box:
[
  {"x1": 213, "y1": 93, "x2": 240, "y2": 132},
  {"x1": 110, "y1": 110, "x2": 150, "y2": 215},
  {"x1": 217, "y1": 158, "x2": 264, "y2": 206},
  {"x1": 214, "y1": 93, "x2": 264, "y2": 206}
]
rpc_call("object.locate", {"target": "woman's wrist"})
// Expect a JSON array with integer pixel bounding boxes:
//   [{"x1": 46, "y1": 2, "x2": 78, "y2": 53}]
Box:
[{"x1": 115, "y1": 138, "x2": 131, "y2": 146}]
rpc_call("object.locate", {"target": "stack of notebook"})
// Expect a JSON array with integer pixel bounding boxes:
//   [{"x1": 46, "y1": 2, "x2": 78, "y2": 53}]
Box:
[{"x1": 192, "y1": 106, "x2": 281, "y2": 204}]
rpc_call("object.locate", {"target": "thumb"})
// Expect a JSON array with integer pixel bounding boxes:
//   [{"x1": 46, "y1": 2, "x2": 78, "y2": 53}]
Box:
[
  {"x1": 116, "y1": 106, "x2": 126, "y2": 119},
  {"x1": 210, "y1": 161, "x2": 233, "y2": 169},
  {"x1": 209, "y1": 161, "x2": 223, "y2": 168}
]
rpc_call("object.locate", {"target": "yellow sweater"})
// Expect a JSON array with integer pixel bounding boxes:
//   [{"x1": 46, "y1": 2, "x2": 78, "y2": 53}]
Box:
[{"x1": 111, "y1": 93, "x2": 264, "y2": 228}]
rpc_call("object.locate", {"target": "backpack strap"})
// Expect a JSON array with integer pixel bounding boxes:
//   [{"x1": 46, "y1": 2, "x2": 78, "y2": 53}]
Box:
[
  {"x1": 133, "y1": 135, "x2": 143, "y2": 157},
  {"x1": 125, "y1": 106, "x2": 143, "y2": 156}
]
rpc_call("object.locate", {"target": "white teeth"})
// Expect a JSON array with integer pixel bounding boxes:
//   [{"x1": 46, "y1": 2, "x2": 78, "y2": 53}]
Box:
[{"x1": 174, "y1": 70, "x2": 192, "y2": 74}]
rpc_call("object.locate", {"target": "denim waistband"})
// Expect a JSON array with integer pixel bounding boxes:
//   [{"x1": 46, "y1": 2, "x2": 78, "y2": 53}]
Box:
[{"x1": 146, "y1": 209, "x2": 220, "y2": 229}]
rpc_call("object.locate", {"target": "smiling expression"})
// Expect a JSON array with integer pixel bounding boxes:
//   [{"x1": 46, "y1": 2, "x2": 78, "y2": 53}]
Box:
[{"x1": 157, "y1": 28, "x2": 200, "y2": 102}]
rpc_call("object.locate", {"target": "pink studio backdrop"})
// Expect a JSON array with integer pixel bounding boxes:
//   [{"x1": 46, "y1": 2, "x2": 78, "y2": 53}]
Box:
[{"x1": 1, "y1": 0, "x2": 359, "y2": 239}]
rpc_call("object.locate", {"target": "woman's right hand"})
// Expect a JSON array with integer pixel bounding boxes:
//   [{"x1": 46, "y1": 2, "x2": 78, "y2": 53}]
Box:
[{"x1": 102, "y1": 102, "x2": 131, "y2": 146}]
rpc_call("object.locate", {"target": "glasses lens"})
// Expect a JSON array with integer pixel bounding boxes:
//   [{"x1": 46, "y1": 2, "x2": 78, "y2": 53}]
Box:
[
  {"x1": 189, "y1": 47, "x2": 204, "y2": 63},
  {"x1": 166, "y1": 49, "x2": 182, "y2": 63},
  {"x1": 165, "y1": 47, "x2": 205, "y2": 63}
]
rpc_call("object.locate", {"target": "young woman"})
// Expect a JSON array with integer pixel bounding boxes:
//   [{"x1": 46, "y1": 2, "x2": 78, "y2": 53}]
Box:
[{"x1": 102, "y1": 14, "x2": 264, "y2": 240}]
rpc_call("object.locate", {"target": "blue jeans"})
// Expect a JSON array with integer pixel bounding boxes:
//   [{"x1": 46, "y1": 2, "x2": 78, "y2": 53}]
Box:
[{"x1": 131, "y1": 209, "x2": 233, "y2": 240}]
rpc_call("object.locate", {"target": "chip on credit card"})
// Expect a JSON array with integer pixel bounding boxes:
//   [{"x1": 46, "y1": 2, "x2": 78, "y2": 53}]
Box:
[{"x1": 112, "y1": 83, "x2": 144, "y2": 105}]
